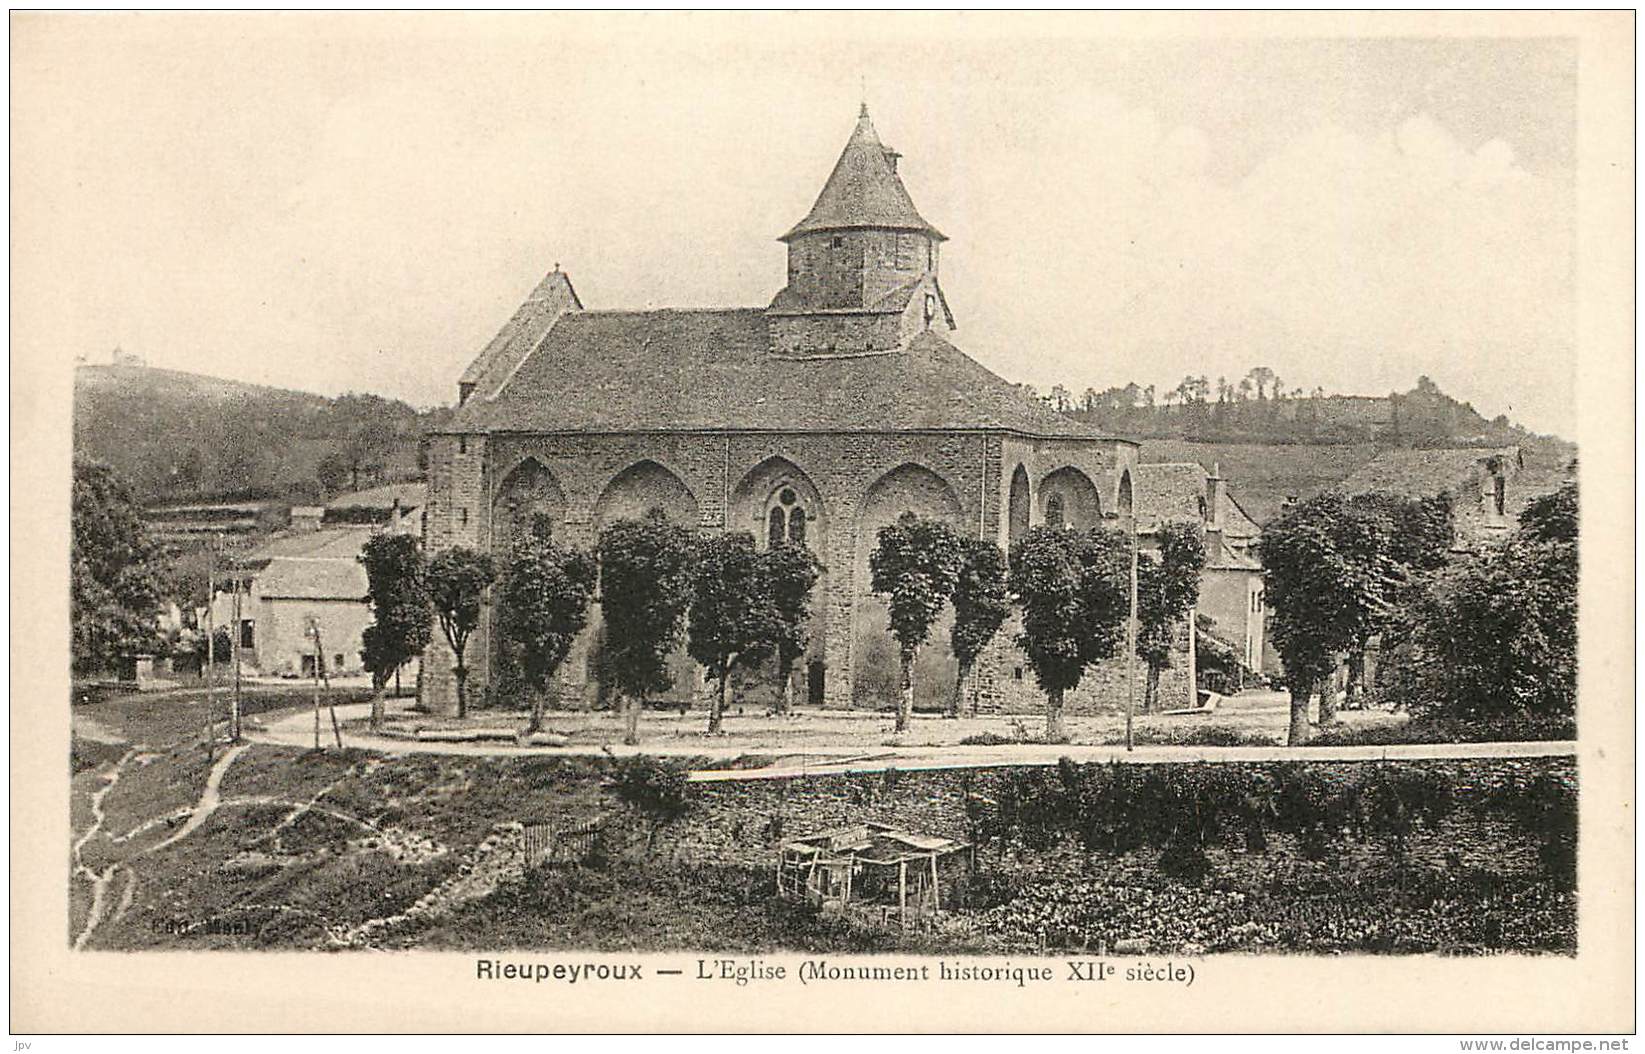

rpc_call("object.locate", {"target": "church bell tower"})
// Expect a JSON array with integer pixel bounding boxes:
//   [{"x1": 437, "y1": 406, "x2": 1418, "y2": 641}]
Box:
[{"x1": 767, "y1": 106, "x2": 954, "y2": 357}]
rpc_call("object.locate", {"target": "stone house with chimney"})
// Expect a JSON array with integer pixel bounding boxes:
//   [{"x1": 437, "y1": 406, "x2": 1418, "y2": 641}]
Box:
[{"x1": 422, "y1": 107, "x2": 1192, "y2": 717}]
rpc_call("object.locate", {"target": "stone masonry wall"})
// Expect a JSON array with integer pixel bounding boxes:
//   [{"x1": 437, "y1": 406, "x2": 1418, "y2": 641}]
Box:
[{"x1": 423, "y1": 428, "x2": 1156, "y2": 718}]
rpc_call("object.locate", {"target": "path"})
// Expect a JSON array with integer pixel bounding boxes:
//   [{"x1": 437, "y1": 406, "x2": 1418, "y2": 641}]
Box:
[
  {"x1": 151, "y1": 744, "x2": 250, "y2": 852},
  {"x1": 71, "y1": 749, "x2": 135, "y2": 949},
  {"x1": 245, "y1": 702, "x2": 1576, "y2": 781}
]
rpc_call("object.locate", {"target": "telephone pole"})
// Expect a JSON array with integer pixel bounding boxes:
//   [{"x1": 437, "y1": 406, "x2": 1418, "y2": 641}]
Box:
[
  {"x1": 203, "y1": 537, "x2": 218, "y2": 761},
  {"x1": 230, "y1": 559, "x2": 243, "y2": 742}
]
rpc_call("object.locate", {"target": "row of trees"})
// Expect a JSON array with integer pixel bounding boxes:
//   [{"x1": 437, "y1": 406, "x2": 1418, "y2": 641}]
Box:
[
  {"x1": 1258, "y1": 481, "x2": 1578, "y2": 744},
  {"x1": 871, "y1": 517, "x2": 1203, "y2": 739},
  {"x1": 360, "y1": 511, "x2": 1209, "y2": 744}
]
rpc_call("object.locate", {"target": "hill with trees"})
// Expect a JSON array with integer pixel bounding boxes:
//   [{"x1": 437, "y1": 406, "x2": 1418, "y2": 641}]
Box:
[
  {"x1": 73, "y1": 361, "x2": 448, "y2": 506},
  {"x1": 1044, "y1": 370, "x2": 1538, "y2": 448}
]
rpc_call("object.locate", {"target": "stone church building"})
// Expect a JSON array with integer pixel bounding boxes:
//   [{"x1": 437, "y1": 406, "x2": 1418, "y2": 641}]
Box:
[{"x1": 422, "y1": 107, "x2": 1186, "y2": 717}]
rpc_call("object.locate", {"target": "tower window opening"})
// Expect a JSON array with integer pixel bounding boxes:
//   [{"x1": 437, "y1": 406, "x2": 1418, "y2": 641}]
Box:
[{"x1": 832, "y1": 235, "x2": 844, "y2": 249}]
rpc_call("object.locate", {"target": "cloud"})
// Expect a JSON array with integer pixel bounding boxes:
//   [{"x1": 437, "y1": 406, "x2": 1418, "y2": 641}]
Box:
[{"x1": 949, "y1": 99, "x2": 1574, "y2": 434}]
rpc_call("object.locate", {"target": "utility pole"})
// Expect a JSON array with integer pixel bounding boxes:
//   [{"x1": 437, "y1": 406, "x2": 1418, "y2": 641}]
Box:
[
  {"x1": 230, "y1": 561, "x2": 243, "y2": 742},
  {"x1": 309, "y1": 618, "x2": 321, "y2": 750},
  {"x1": 1126, "y1": 511, "x2": 1139, "y2": 753},
  {"x1": 308, "y1": 616, "x2": 343, "y2": 750},
  {"x1": 203, "y1": 538, "x2": 217, "y2": 762}
]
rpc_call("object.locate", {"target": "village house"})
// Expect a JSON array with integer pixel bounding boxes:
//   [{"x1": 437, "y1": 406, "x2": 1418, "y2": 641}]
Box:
[
  {"x1": 421, "y1": 105, "x2": 1213, "y2": 717},
  {"x1": 208, "y1": 484, "x2": 424, "y2": 678},
  {"x1": 1333, "y1": 446, "x2": 1524, "y2": 549},
  {"x1": 1133, "y1": 461, "x2": 1269, "y2": 690}
]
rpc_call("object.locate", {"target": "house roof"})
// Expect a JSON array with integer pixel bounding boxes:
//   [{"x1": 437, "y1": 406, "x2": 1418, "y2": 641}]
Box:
[
  {"x1": 1333, "y1": 446, "x2": 1521, "y2": 500},
  {"x1": 449, "y1": 308, "x2": 1104, "y2": 439},
  {"x1": 327, "y1": 482, "x2": 427, "y2": 512},
  {"x1": 235, "y1": 527, "x2": 374, "y2": 600},
  {"x1": 780, "y1": 107, "x2": 945, "y2": 242},
  {"x1": 254, "y1": 558, "x2": 369, "y2": 601},
  {"x1": 1134, "y1": 462, "x2": 1209, "y2": 526}
]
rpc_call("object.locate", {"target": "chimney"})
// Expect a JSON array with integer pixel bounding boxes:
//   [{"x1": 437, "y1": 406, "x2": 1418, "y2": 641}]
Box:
[
  {"x1": 883, "y1": 147, "x2": 901, "y2": 173},
  {"x1": 1206, "y1": 463, "x2": 1225, "y2": 531}
]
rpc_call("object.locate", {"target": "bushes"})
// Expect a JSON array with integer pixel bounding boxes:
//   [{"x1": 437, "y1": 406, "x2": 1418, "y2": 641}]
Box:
[
  {"x1": 1309, "y1": 714, "x2": 1576, "y2": 747},
  {"x1": 974, "y1": 759, "x2": 1567, "y2": 881}
]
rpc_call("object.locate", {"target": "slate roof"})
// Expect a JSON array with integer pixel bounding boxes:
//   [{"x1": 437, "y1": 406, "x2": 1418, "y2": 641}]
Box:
[
  {"x1": 450, "y1": 308, "x2": 1102, "y2": 439},
  {"x1": 1135, "y1": 462, "x2": 1210, "y2": 526},
  {"x1": 780, "y1": 107, "x2": 945, "y2": 242},
  {"x1": 1333, "y1": 447, "x2": 1521, "y2": 500},
  {"x1": 326, "y1": 482, "x2": 427, "y2": 512},
  {"x1": 236, "y1": 527, "x2": 374, "y2": 601},
  {"x1": 254, "y1": 559, "x2": 369, "y2": 601}
]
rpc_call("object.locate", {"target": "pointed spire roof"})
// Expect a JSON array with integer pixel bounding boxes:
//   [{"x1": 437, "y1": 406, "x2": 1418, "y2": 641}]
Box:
[{"x1": 781, "y1": 106, "x2": 945, "y2": 243}]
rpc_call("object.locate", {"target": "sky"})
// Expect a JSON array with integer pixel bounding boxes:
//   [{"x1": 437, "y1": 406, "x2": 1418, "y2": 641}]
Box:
[{"x1": 16, "y1": 14, "x2": 1578, "y2": 435}]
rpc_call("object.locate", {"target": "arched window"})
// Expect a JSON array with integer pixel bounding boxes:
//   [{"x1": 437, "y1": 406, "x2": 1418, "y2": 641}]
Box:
[
  {"x1": 1046, "y1": 494, "x2": 1066, "y2": 530},
  {"x1": 1494, "y1": 475, "x2": 1507, "y2": 516},
  {"x1": 764, "y1": 483, "x2": 813, "y2": 549}
]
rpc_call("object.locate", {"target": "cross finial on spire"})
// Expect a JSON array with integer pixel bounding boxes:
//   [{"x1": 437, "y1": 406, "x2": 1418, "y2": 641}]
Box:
[{"x1": 859, "y1": 74, "x2": 868, "y2": 118}]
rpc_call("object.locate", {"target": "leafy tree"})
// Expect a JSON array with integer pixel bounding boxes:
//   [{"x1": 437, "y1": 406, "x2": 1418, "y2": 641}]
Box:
[
  {"x1": 1008, "y1": 526, "x2": 1130, "y2": 740},
  {"x1": 597, "y1": 512, "x2": 699, "y2": 745},
  {"x1": 687, "y1": 532, "x2": 778, "y2": 734},
  {"x1": 1395, "y1": 481, "x2": 1577, "y2": 721},
  {"x1": 869, "y1": 517, "x2": 965, "y2": 732},
  {"x1": 611, "y1": 755, "x2": 693, "y2": 854},
  {"x1": 1259, "y1": 493, "x2": 1390, "y2": 743},
  {"x1": 764, "y1": 541, "x2": 823, "y2": 715},
  {"x1": 71, "y1": 457, "x2": 164, "y2": 674},
  {"x1": 359, "y1": 532, "x2": 433, "y2": 729},
  {"x1": 1136, "y1": 523, "x2": 1206, "y2": 712},
  {"x1": 949, "y1": 538, "x2": 1011, "y2": 717},
  {"x1": 1341, "y1": 492, "x2": 1454, "y2": 704},
  {"x1": 425, "y1": 547, "x2": 495, "y2": 718},
  {"x1": 496, "y1": 519, "x2": 596, "y2": 734}
]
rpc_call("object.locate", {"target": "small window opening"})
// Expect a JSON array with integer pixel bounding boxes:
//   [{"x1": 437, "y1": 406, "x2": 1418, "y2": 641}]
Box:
[
  {"x1": 458, "y1": 437, "x2": 467, "y2": 455},
  {"x1": 1494, "y1": 475, "x2": 1506, "y2": 516},
  {"x1": 832, "y1": 235, "x2": 844, "y2": 249},
  {"x1": 459, "y1": 508, "x2": 468, "y2": 527},
  {"x1": 1013, "y1": 666, "x2": 1024, "y2": 681}
]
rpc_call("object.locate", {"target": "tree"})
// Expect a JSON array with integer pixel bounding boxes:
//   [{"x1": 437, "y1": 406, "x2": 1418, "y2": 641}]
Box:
[
  {"x1": 597, "y1": 512, "x2": 699, "y2": 746},
  {"x1": 72, "y1": 457, "x2": 164, "y2": 674},
  {"x1": 687, "y1": 532, "x2": 778, "y2": 734},
  {"x1": 1136, "y1": 523, "x2": 1207, "y2": 712},
  {"x1": 496, "y1": 520, "x2": 597, "y2": 734},
  {"x1": 949, "y1": 539, "x2": 1011, "y2": 717},
  {"x1": 1008, "y1": 526, "x2": 1130, "y2": 739},
  {"x1": 1390, "y1": 480, "x2": 1577, "y2": 722},
  {"x1": 360, "y1": 532, "x2": 433, "y2": 730},
  {"x1": 1340, "y1": 492, "x2": 1454, "y2": 705},
  {"x1": 1258, "y1": 493, "x2": 1390, "y2": 743},
  {"x1": 765, "y1": 542, "x2": 823, "y2": 715},
  {"x1": 1246, "y1": 366, "x2": 1276, "y2": 401},
  {"x1": 425, "y1": 547, "x2": 495, "y2": 719},
  {"x1": 869, "y1": 517, "x2": 965, "y2": 732}
]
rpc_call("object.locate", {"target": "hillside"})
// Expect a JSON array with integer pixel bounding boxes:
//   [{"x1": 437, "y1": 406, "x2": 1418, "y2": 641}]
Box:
[
  {"x1": 73, "y1": 363, "x2": 435, "y2": 505},
  {"x1": 1060, "y1": 376, "x2": 1531, "y2": 448},
  {"x1": 1143, "y1": 433, "x2": 1577, "y2": 525}
]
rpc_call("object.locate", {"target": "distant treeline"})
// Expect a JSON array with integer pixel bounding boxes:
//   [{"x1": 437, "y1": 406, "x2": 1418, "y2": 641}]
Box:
[
  {"x1": 1026, "y1": 371, "x2": 1533, "y2": 447},
  {"x1": 72, "y1": 363, "x2": 450, "y2": 506}
]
